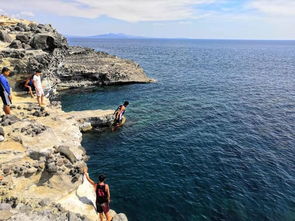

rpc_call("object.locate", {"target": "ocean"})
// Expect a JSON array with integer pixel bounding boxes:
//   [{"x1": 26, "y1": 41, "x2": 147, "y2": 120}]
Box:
[{"x1": 61, "y1": 39, "x2": 295, "y2": 221}]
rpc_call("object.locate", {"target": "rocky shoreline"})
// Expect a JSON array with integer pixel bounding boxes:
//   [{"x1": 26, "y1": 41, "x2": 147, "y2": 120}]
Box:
[{"x1": 0, "y1": 15, "x2": 151, "y2": 221}]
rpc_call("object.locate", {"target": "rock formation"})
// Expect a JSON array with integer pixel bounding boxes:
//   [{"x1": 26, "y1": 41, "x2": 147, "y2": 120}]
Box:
[
  {"x1": 0, "y1": 15, "x2": 153, "y2": 93},
  {"x1": 0, "y1": 15, "x2": 142, "y2": 221}
]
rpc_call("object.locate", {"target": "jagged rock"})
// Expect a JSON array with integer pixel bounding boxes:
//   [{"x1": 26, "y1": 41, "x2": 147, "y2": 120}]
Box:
[
  {"x1": 14, "y1": 26, "x2": 24, "y2": 32},
  {"x1": 1, "y1": 115, "x2": 20, "y2": 126},
  {"x1": 57, "y1": 145, "x2": 77, "y2": 164},
  {"x1": 16, "y1": 34, "x2": 30, "y2": 44},
  {"x1": 9, "y1": 40, "x2": 23, "y2": 49},
  {"x1": 30, "y1": 33, "x2": 67, "y2": 52},
  {"x1": 113, "y1": 213, "x2": 128, "y2": 221},
  {"x1": 0, "y1": 30, "x2": 12, "y2": 43}
]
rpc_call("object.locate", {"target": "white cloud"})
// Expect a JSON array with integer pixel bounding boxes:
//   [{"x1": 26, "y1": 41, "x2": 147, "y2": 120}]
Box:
[
  {"x1": 248, "y1": 0, "x2": 295, "y2": 16},
  {"x1": 0, "y1": 0, "x2": 216, "y2": 22}
]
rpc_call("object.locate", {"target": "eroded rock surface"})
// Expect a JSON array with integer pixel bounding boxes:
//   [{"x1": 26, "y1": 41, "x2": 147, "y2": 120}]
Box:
[
  {"x1": 0, "y1": 95, "x2": 120, "y2": 220},
  {"x1": 0, "y1": 15, "x2": 153, "y2": 93}
]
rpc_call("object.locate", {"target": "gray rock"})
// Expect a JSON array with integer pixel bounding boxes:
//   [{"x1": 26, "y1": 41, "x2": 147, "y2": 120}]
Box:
[
  {"x1": 57, "y1": 146, "x2": 77, "y2": 164},
  {"x1": 1, "y1": 115, "x2": 20, "y2": 126},
  {"x1": 113, "y1": 213, "x2": 128, "y2": 221},
  {"x1": 9, "y1": 40, "x2": 23, "y2": 49},
  {"x1": 14, "y1": 26, "x2": 25, "y2": 32},
  {"x1": 0, "y1": 31, "x2": 12, "y2": 43},
  {"x1": 30, "y1": 33, "x2": 67, "y2": 52},
  {"x1": 29, "y1": 150, "x2": 50, "y2": 160},
  {"x1": 16, "y1": 34, "x2": 30, "y2": 44},
  {"x1": 47, "y1": 162, "x2": 58, "y2": 173}
]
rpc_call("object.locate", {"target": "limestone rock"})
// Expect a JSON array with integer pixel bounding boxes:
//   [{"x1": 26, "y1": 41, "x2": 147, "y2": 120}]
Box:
[
  {"x1": 57, "y1": 145, "x2": 77, "y2": 164},
  {"x1": 113, "y1": 213, "x2": 128, "y2": 221}
]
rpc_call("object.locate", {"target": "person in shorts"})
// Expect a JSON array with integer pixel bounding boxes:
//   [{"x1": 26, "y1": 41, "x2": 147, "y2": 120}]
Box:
[
  {"x1": 84, "y1": 168, "x2": 112, "y2": 221},
  {"x1": 33, "y1": 70, "x2": 45, "y2": 106},
  {"x1": 0, "y1": 67, "x2": 12, "y2": 115}
]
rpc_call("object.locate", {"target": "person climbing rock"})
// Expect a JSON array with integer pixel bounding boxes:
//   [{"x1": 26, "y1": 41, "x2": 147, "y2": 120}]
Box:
[
  {"x1": 33, "y1": 70, "x2": 45, "y2": 106},
  {"x1": 84, "y1": 168, "x2": 112, "y2": 221},
  {"x1": 113, "y1": 101, "x2": 129, "y2": 126},
  {"x1": 24, "y1": 74, "x2": 35, "y2": 98},
  {"x1": 0, "y1": 67, "x2": 12, "y2": 115}
]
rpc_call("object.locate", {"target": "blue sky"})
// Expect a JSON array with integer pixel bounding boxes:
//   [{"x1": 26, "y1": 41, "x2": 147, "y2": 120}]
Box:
[{"x1": 0, "y1": 0, "x2": 295, "y2": 39}]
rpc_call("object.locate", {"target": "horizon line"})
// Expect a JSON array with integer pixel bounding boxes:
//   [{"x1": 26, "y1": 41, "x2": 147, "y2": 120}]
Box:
[{"x1": 65, "y1": 35, "x2": 295, "y2": 41}]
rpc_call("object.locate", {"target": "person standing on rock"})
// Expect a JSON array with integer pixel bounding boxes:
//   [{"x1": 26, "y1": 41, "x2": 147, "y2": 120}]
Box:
[
  {"x1": 33, "y1": 70, "x2": 45, "y2": 106},
  {"x1": 84, "y1": 168, "x2": 112, "y2": 221},
  {"x1": 0, "y1": 67, "x2": 12, "y2": 115}
]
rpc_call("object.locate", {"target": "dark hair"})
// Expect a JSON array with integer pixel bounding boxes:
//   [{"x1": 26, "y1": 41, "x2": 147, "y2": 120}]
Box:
[
  {"x1": 1, "y1": 67, "x2": 10, "y2": 74},
  {"x1": 124, "y1": 101, "x2": 129, "y2": 106},
  {"x1": 35, "y1": 70, "x2": 42, "y2": 73},
  {"x1": 98, "y1": 174, "x2": 106, "y2": 182}
]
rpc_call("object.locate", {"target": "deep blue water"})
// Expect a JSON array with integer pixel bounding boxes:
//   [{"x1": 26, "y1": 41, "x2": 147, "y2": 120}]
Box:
[{"x1": 61, "y1": 39, "x2": 295, "y2": 221}]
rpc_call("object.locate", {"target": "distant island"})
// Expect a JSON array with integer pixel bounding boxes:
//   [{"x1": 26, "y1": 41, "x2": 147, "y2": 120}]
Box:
[{"x1": 67, "y1": 33, "x2": 148, "y2": 39}]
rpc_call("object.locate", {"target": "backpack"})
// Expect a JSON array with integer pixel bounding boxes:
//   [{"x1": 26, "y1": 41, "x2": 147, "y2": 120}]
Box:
[{"x1": 96, "y1": 184, "x2": 108, "y2": 203}]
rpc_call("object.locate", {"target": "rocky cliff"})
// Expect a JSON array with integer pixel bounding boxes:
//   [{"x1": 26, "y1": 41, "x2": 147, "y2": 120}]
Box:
[
  {"x1": 0, "y1": 15, "x2": 153, "y2": 93},
  {"x1": 0, "y1": 15, "x2": 148, "y2": 221}
]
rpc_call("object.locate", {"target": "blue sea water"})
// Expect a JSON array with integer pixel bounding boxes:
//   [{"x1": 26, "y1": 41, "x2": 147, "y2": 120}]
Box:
[{"x1": 61, "y1": 39, "x2": 295, "y2": 221}]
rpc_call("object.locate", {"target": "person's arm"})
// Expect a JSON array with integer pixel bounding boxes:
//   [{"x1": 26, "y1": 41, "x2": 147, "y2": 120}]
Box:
[
  {"x1": 2, "y1": 78, "x2": 11, "y2": 95},
  {"x1": 83, "y1": 168, "x2": 96, "y2": 187},
  {"x1": 105, "y1": 184, "x2": 111, "y2": 202}
]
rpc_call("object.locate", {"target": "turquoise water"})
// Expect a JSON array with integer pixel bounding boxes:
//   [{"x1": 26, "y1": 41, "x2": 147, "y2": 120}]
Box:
[{"x1": 61, "y1": 39, "x2": 295, "y2": 221}]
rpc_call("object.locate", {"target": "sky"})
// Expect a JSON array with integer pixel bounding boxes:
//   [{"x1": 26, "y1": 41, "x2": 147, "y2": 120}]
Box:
[{"x1": 0, "y1": 0, "x2": 295, "y2": 40}]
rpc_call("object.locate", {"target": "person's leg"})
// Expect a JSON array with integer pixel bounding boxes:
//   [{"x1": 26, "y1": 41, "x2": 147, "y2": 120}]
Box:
[
  {"x1": 37, "y1": 96, "x2": 41, "y2": 106},
  {"x1": 105, "y1": 211, "x2": 112, "y2": 221},
  {"x1": 99, "y1": 213, "x2": 104, "y2": 221},
  {"x1": 3, "y1": 105, "x2": 10, "y2": 115},
  {"x1": 29, "y1": 87, "x2": 34, "y2": 98},
  {"x1": 41, "y1": 95, "x2": 45, "y2": 105}
]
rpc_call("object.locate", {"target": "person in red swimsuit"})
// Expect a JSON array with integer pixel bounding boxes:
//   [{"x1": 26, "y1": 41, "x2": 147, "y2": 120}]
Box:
[{"x1": 84, "y1": 168, "x2": 112, "y2": 221}]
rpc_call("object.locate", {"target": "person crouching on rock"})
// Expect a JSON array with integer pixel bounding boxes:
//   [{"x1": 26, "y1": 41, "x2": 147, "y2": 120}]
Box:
[
  {"x1": 113, "y1": 101, "x2": 129, "y2": 126},
  {"x1": 0, "y1": 67, "x2": 12, "y2": 115},
  {"x1": 24, "y1": 74, "x2": 35, "y2": 98},
  {"x1": 84, "y1": 168, "x2": 112, "y2": 221},
  {"x1": 33, "y1": 70, "x2": 45, "y2": 106}
]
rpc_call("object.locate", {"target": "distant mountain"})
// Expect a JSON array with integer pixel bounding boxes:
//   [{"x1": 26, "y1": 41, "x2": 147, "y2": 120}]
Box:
[{"x1": 82, "y1": 33, "x2": 145, "y2": 39}]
